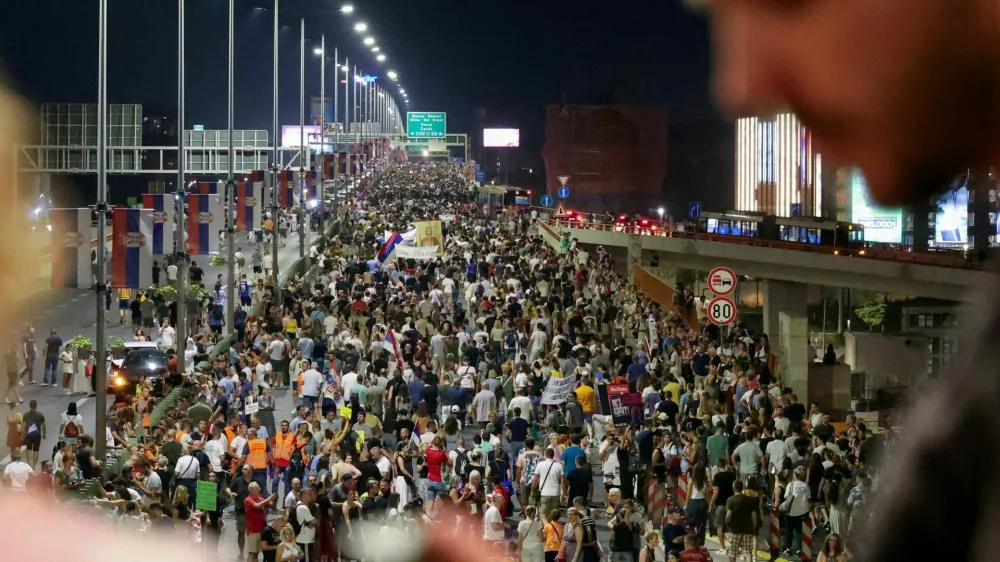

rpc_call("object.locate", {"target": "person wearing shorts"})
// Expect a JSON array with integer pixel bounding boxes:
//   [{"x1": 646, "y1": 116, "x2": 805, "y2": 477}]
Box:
[{"x1": 21, "y1": 401, "x2": 44, "y2": 468}]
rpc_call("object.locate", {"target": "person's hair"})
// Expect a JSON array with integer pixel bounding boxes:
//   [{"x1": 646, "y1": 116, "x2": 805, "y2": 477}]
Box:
[
  {"x1": 825, "y1": 533, "x2": 844, "y2": 556},
  {"x1": 691, "y1": 463, "x2": 707, "y2": 490},
  {"x1": 172, "y1": 485, "x2": 189, "y2": 505},
  {"x1": 733, "y1": 480, "x2": 744, "y2": 493}
]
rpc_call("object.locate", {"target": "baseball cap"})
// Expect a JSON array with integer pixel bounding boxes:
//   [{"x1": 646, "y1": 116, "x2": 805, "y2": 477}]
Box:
[{"x1": 451, "y1": 405, "x2": 460, "y2": 413}]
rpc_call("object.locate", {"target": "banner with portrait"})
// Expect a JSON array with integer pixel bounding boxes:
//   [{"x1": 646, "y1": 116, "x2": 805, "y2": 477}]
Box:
[{"x1": 413, "y1": 220, "x2": 444, "y2": 256}]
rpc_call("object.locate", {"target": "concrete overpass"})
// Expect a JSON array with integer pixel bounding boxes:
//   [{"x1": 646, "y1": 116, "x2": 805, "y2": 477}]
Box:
[{"x1": 541, "y1": 220, "x2": 991, "y2": 302}]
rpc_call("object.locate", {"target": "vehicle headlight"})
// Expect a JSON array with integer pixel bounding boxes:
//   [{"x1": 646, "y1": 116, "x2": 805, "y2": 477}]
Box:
[{"x1": 114, "y1": 376, "x2": 126, "y2": 387}]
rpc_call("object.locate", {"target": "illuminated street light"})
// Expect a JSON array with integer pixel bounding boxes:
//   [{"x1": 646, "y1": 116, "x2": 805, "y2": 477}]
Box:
[
  {"x1": 422, "y1": 150, "x2": 429, "y2": 157},
  {"x1": 371, "y1": 46, "x2": 380, "y2": 52},
  {"x1": 313, "y1": 47, "x2": 323, "y2": 55},
  {"x1": 363, "y1": 37, "x2": 375, "y2": 45},
  {"x1": 376, "y1": 54, "x2": 386, "y2": 62},
  {"x1": 387, "y1": 70, "x2": 397, "y2": 79},
  {"x1": 657, "y1": 207, "x2": 665, "y2": 217},
  {"x1": 353, "y1": 22, "x2": 367, "y2": 32},
  {"x1": 341, "y1": 5, "x2": 354, "y2": 14}
]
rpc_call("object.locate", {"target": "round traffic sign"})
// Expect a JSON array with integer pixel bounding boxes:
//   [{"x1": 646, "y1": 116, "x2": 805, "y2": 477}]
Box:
[
  {"x1": 707, "y1": 266, "x2": 737, "y2": 296},
  {"x1": 707, "y1": 296, "x2": 737, "y2": 326},
  {"x1": 540, "y1": 194, "x2": 554, "y2": 208},
  {"x1": 557, "y1": 186, "x2": 570, "y2": 199}
]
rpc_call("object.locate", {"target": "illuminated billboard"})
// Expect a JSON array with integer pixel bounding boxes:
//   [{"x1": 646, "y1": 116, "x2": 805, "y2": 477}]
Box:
[
  {"x1": 483, "y1": 128, "x2": 520, "y2": 148},
  {"x1": 850, "y1": 169, "x2": 902, "y2": 243},
  {"x1": 280, "y1": 125, "x2": 333, "y2": 153},
  {"x1": 935, "y1": 186, "x2": 969, "y2": 247}
]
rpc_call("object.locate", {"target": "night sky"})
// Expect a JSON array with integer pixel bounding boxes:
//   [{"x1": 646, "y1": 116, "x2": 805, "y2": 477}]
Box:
[{"x1": 1, "y1": 0, "x2": 729, "y2": 208}]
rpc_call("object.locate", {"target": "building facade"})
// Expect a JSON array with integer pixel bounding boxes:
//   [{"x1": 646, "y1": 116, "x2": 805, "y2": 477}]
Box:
[
  {"x1": 541, "y1": 104, "x2": 668, "y2": 213},
  {"x1": 735, "y1": 113, "x2": 822, "y2": 217}
]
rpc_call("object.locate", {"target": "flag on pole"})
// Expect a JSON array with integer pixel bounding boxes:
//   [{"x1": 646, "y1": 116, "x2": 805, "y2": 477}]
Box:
[
  {"x1": 377, "y1": 232, "x2": 403, "y2": 263},
  {"x1": 49, "y1": 208, "x2": 92, "y2": 289},
  {"x1": 187, "y1": 194, "x2": 222, "y2": 254},
  {"x1": 235, "y1": 181, "x2": 263, "y2": 232},
  {"x1": 197, "y1": 182, "x2": 220, "y2": 195},
  {"x1": 251, "y1": 170, "x2": 272, "y2": 210},
  {"x1": 111, "y1": 208, "x2": 153, "y2": 289},
  {"x1": 278, "y1": 170, "x2": 295, "y2": 208},
  {"x1": 142, "y1": 194, "x2": 174, "y2": 254},
  {"x1": 385, "y1": 330, "x2": 403, "y2": 368}
]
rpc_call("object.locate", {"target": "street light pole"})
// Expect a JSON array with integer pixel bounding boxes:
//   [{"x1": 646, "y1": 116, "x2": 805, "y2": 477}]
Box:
[
  {"x1": 271, "y1": 0, "x2": 281, "y2": 301},
  {"x1": 298, "y1": 18, "x2": 307, "y2": 265},
  {"x1": 333, "y1": 47, "x2": 338, "y2": 196},
  {"x1": 225, "y1": 0, "x2": 236, "y2": 335},
  {"x1": 175, "y1": 0, "x2": 189, "y2": 374},
  {"x1": 95, "y1": 0, "x2": 109, "y2": 461},
  {"x1": 344, "y1": 57, "x2": 350, "y2": 200},
  {"x1": 318, "y1": 35, "x2": 325, "y2": 240}
]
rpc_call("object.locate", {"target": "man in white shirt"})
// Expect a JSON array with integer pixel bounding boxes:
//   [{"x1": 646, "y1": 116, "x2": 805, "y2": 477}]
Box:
[
  {"x1": 2, "y1": 451, "x2": 33, "y2": 491},
  {"x1": 508, "y1": 388, "x2": 533, "y2": 422},
  {"x1": 529, "y1": 327, "x2": 548, "y2": 363},
  {"x1": 174, "y1": 445, "x2": 200, "y2": 496},
  {"x1": 294, "y1": 488, "x2": 317, "y2": 549},
  {"x1": 779, "y1": 466, "x2": 812, "y2": 556},
  {"x1": 340, "y1": 370, "x2": 359, "y2": 401},
  {"x1": 300, "y1": 362, "x2": 323, "y2": 410},
  {"x1": 483, "y1": 492, "x2": 507, "y2": 542},
  {"x1": 158, "y1": 319, "x2": 176, "y2": 349},
  {"x1": 773, "y1": 406, "x2": 791, "y2": 436},
  {"x1": 531, "y1": 448, "x2": 563, "y2": 517},
  {"x1": 205, "y1": 425, "x2": 227, "y2": 476},
  {"x1": 765, "y1": 429, "x2": 789, "y2": 474}
]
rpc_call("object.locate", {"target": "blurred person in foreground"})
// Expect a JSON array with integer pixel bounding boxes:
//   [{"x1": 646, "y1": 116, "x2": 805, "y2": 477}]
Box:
[{"x1": 693, "y1": 0, "x2": 1000, "y2": 560}]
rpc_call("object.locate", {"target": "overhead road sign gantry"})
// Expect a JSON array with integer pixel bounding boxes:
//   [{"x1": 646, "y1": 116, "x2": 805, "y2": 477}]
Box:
[{"x1": 406, "y1": 112, "x2": 446, "y2": 138}]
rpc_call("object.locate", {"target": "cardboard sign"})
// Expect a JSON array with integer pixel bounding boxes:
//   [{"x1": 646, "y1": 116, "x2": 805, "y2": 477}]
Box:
[{"x1": 196, "y1": 480, "x2": 217, "y2": 511}]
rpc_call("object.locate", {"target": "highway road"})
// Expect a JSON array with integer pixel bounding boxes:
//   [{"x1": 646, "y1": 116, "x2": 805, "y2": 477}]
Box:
[{"x1": 0, "y1": 229, "x2": 314, "y2": 466}]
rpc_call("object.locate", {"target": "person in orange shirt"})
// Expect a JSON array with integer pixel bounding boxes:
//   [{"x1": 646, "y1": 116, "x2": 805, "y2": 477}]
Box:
[{"x1": 542, "y1": 509, "x2": 564, "y2": 560}]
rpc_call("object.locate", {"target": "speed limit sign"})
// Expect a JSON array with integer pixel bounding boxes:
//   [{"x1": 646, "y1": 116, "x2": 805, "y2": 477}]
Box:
[{"x1": 707, "y1": 296, "x2": 737, "y2": 325}]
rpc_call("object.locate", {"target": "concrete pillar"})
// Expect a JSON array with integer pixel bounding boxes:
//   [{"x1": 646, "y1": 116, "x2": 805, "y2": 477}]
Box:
[
  {"x1": 627, "y1": 234, "x2": 641, "y2": 283},
  {"x1": 762, "y1": 280, "x2": 809, "y2": 399}
]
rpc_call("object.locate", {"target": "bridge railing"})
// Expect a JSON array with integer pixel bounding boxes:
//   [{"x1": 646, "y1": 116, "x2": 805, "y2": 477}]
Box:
[{"x1": 544, "y1": 219, "x2": 983, "y2": 271}]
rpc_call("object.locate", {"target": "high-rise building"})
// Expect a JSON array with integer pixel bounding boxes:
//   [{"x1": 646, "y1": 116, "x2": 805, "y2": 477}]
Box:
[{"x1": 735, "y1": 113, "x2": 822, "y2": 217}]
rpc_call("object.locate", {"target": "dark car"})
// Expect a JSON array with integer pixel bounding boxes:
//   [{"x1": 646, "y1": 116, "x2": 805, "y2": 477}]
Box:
[{"x1": 110, "y1": 348, "x2": 169, "y2": 399}]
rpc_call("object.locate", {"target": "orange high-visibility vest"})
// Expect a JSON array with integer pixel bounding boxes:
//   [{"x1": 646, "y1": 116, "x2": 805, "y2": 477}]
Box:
[
  {"x1": 246, "y1": 439, "x2": 268, "y2": 470},
  {"x1": 175, "y1": 431, "x2": 187, "y2": 443},
  {"x1": 273, "y1": 432, "x2": 295, "y2": 462},
  {"x1": 225, "y1": 427, "x2": 237, "y2": 443},
  {"x1": 142, "y1": 414, "x2": 151, "y2": 428},
  {"x1": 297, "y1": 372, "x2": 304, "y2": 397}
]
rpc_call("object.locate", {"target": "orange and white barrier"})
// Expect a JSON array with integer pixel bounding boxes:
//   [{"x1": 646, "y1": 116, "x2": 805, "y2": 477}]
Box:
[
  {"x1": 676, "y1": 473, "x2": 688, "y2": 507},
  {"x1": 646, "y1": 480, "x2": 668, "y2": 527},
  {"x1": 768, "y1": 509, "x2": 781, "y2": 553},
  {"x1": 799, "y1": 518, "x2": 814, "y2": 561}
]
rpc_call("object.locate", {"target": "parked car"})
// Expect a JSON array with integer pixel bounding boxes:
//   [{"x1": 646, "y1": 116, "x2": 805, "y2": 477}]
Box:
[{"x1": 109, "y1": 342, "x2": 168, "y2": 399}]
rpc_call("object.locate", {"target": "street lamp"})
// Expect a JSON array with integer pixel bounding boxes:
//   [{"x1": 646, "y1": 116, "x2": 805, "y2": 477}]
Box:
[
  {"x1": 376, "y1": 54, "x2": 385, "y2": 62},
  {"x1": 371, "y1": 46, "x2": 380, "y2": 52},
  {"x1": 353, "y1": 22, "x2": 367, "y2": 32},
  {"x1": 363, "y1": 37, "x2": 375, "y2": 45},
  {"x1": 387, "y1": 70, "x2": 397, "y2": 80},
  {"x1": 340, "y1": 4, "x2": 354, "y2": 13},
  {"x1": 313, "y1": 46, "x2": 323, "y2": 55}
]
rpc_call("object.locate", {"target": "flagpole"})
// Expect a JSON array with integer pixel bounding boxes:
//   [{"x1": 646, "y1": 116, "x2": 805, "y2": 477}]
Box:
[{"x1": 95, "y1": 0, "x2": 109, "y2": 461}]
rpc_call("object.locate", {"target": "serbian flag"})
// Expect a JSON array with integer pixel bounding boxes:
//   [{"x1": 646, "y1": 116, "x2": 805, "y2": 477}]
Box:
[
  {"x1": 187, "y1": 194, "x2": 221, "y2": 254},
  {"x1": 278, "y1": 170, "x2": 295, "y2": 208},
  {"x1": 142, "y1": 194, "x2": 174, "y2": 255},
  {"x1": 385, "y1": 330, "x2": 403, "y2": 368},
  {"x1": 197, "y1": 182, "x2": 220, "y2": 195},
  {"x1": 642, "y1": 338, "x2": 651, "y2": 359},
  {"x1": 377, "y1": 231, "x2": 403, "y2": 262},
  {"x1": 111, "y1": 208, "x2": 153, "y2": 289},
  {"x1": 235, "y1": 181, "x2": 263, "y2": 232},
  {"x1": 50, "y1": 208, "x2": 92, "y2": 289},
  {"x1": 250, "y1": 170, "x2": 272, "y2": 209}
]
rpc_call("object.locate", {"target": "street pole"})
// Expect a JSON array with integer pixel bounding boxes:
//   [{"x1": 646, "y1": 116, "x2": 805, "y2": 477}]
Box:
[
  {"x1": 352, "y1": 64, "x2": 358, "y2": 195},
  {"x1": 298, "y1": 18, "x2": 307, "y2": 265},
  {"x1": 175, "y1": 0, "x2": 189, "y2": 374},
  {"x1": 318, "y1": 35, "x2": 325, "y2": 241},
  {"x1": 271, "y1": 0, "x2": 281, "y2": 301},
  {"x1": 333, "y1": 48, "x2": 338, "y2": 198},
  {"x1": 95, "y1": 0, "x2": 109, "y2": 461},
  {"x1": 344, "y1": 57, "x2": 350, "y2": 201},
  {"x1": 225, "y1": 0, "x2": 236, "y2": 335}
]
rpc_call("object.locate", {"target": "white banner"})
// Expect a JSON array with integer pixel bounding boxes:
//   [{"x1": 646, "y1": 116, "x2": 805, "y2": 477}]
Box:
[
  {"x1": 541, "y1": 373, "x2": 577, "y2": 405},
  {"x1": 244, "y1": 394, "x2": 259, "y2": 415},
  {"x1": 394, "y1": 245, "x2": 439, "y2": 260},
  {"x1": 439, "y1": 214, "x2": 455, "y2": 223}
]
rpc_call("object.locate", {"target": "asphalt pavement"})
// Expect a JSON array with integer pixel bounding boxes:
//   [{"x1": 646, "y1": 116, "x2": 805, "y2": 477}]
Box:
[{"x1": 0, "y1": 229, "x2": 313, "y2": 466}]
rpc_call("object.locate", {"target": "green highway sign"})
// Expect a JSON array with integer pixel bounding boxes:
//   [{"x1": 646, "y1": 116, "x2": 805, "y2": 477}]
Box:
[{"x1": 407, "y1": 112, "x2": 447, "y2": 138}]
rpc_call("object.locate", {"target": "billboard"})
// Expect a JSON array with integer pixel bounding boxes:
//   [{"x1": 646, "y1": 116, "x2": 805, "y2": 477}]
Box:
[
  {"x1": 280, "y1": 125, "x2": 333, "y2": 153},
  {"x1": 406, "y1": 112, "x2": 447, "y2": 138},
  {"x1": 935, "y1": 186, "x2": 969, "y2": 247},
  {"x1": 310, "y1": 96, "x2": 333, "y2": 125},
  {"x1": 850, "y1": 169, "x2": 902, "y2": 243},
  {"x1": 483, "y1": 128, "x2": 520, "y2": 148}
]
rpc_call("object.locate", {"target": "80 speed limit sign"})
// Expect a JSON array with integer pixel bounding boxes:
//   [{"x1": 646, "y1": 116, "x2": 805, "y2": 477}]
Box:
[{"x1": 707, "y1": 296, "x2": 737, "y2": 325}]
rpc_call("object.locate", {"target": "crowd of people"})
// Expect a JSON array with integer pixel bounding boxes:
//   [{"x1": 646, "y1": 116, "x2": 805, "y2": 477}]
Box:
[{"x1": 0, "y1": 159, "x2": 885, "y2": 562}]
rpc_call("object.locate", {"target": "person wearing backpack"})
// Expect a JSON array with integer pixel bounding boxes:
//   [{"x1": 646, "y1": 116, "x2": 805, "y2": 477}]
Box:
[
  {"x1": 59, "y1": 401, "x2": 83, "y2": 446},
  {"x1": 450, "y1": 437, "x2": 472, "y2": 484}
]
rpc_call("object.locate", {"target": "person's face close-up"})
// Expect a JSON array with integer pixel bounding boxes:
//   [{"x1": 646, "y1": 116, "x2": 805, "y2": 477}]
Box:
[{"x1": 705, "y1": 0, "x2": 1000, "y2": 206}]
